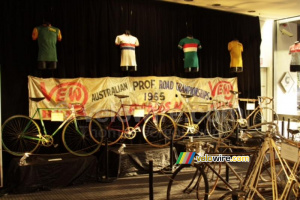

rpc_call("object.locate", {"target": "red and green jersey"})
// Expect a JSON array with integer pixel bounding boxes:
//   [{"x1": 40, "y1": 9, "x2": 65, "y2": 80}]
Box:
[
  {"x1": 32, "y1": 25, "x2": 62, "y2": 62},
  {"x1": 178, "y1": 37, "x2": 202, "y2": 68}
]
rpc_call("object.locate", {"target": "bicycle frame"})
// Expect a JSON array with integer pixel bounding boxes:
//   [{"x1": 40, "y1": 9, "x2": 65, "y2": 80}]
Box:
[
  {"x1": 205, "y1": 123, "x2": 300, "y2": 199},
  {"x1": 107, "y1": 102, "x2": 159, "y2": 135},
  {"x1": 233, "y1": 93, "x2": 274, "y2": 127},
  {"x1": 22, "y1": 106, "x2": 82, "y2": 141},
  {"x1": 172, "y1": 98, "x2": 221, "y2": 133}
]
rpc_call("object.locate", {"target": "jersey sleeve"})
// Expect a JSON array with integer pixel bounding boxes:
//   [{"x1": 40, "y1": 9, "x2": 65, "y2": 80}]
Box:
[
  {"x1": 197, "y1": 39, "x2": 202, "y2": 49},
  {"x1": 135, "y1": 38, "x2": 139, "y2": 46},
  {"x1": 115, "y1": 36, "x2": 121, "y2": 45},
  {"x1": 289, "y1": 45, "x2": 292, "y2": 55},
  {"x1": 57, "y1": 29, "x2": 62, "y2": 41},
  {"x1": 32, "y1": 27, "x2": 38, "y2": 40},
  {"x1": 178, "y1": 39, "x2": 184, "y2": 50},
  {"x1": 228, "y1": 42, "x2": 232, "y2": 51}
]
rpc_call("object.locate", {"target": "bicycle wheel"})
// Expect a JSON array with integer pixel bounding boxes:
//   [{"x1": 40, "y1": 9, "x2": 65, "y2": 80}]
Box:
[
  {"x1": 143, "y1": 113, "x2": 176, "y2": 148},
  {"x1": 62, "y1": 116, "x2": 101, "y2": 156},
  {"x1": 218, "y1": 190, "x2": 246, "y2": 200},
  {"x1": 167, "y1": 109, "x2": 192, "y2": 140},
  {"x1": 287, "y1": 181, "x2": 300, "y2": 199},
  {"x1": 252, "y1": 107, "x2": 279, "y2": 133},
  {"x1": 258, "y1": 159, "x2": 288, "y2": 193},
  {"x1": 167, "y1": 164, "x2": 209, "y2": 200},
  {"x1": 206, "y1": 108, "x2": 238, "y2": 139},
  {"x1": 205, "y1": 141, "x2": 233, "y2": 196},
  {"x1": 2, "y1": 115, "x2": 41, "y2": 156},
  {"x1": 90, "y1": 110, "x2": 124, "y2": 145}
]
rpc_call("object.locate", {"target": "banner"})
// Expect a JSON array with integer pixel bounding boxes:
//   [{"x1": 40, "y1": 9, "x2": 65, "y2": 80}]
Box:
[{"x1": 28, "y1": 76, "x2": 238, "y2": 120}]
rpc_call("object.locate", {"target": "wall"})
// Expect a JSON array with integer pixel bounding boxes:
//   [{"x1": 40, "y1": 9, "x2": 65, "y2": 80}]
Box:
[
  {"x1": 274, "y1": 22, "x2": 298, "y2": 115},
  {"x1": 274, "y1": 17, "x2": 300, "y2": 137},
  {"x1": 259, "y1": 19, "x2": 274, "y2": 100}
]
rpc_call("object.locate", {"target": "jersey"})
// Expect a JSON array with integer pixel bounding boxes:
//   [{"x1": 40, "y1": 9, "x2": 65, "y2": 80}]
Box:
[
  {"x1": 115, "y1": 34, "x2": 139, "y2": 67},
  {"x1": 32, "y1": 25, "x2": 62, "y2": 62},
  {"x1": 228, "y1": 40, "x2": 243, "y2": 68},
  {"x1": 178, "y1": 37, "x2": 202, "y2": 68},
  {"x1": 289, "y1": 42, "x2": 300, "y2": 66}
]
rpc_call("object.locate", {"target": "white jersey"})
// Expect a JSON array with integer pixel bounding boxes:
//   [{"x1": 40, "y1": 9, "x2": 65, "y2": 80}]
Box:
[{"x1": 115, "y1": 34, "x2": 139, "y2": 67}]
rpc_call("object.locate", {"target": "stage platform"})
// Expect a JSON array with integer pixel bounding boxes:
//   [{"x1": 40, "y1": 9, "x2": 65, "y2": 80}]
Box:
[
  {"x1": 99, "y1": 144, "x2": 178, "y2": 178},
  {"x1": 3, "y1": 144, "x2": 178, "y2": 194},
  {"x1": 5, "y1": 153, "x2": 98, "y2": 194}
]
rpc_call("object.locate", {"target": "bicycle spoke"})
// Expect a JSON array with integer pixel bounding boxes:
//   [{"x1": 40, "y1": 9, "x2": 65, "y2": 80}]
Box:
[
  {"x1": 253, "y1": 107, "x2": 278, "y2": 133},
  {"x1": 167, "y1": 164, "x2": 208, "y2": 200},
  {"x1": 2, "y1": 115, "x2": 41, "y2": 156},
  {"x1": 167, "y1": 109, "x2": 191, "y2": 140},
  {"x1": 143, "y1": 113, "x2": 176, "y2": 148},
  {"x1": 63, "y1": 116, "x2": 101, "y2": 156},
  {"x1": 90, "y1": 110, "x2": 124, "y2": 145}
]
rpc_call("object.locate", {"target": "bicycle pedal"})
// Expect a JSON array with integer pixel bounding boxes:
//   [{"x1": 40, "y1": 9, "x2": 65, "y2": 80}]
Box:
[
  {"x1": 135, "y1": 127, "x2": 141, "y2": 132},
  {"x1": 54, "y1": 144, "x2": 59, "y2": 148}
]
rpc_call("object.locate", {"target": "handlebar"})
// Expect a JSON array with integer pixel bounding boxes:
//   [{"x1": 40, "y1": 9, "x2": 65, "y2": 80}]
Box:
[
  {"x1": 247, "y1": 122, "x2": 280, "y2": 137},
  {"x1": 258, "y1": 96, "x2": 273, "y2": 105},
  {"x1": 69, "y1": 103, "x2": 84, "y2": 113}
]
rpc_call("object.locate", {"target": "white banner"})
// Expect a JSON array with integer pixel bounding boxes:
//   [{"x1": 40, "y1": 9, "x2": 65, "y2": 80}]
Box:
[{"x1": 28, "y1": 76, "x2": 238, "y2": 120}]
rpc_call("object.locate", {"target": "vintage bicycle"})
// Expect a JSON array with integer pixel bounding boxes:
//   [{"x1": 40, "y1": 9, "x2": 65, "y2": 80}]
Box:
[
  {"x1": 1, "y1": 97, "x2": 102, "y2": 156},
  {"x1": 166, "y1": 93, "x2": 237, "y2": 140},
  {"x1": 167, "y1": 123, "x2": 300, "y2": 200},
  {"x1": 89, "y1": 94, "x2": 177, "y2": 147},
  {"x1": 207, "y1": 90, "x2": 279, "y2": 139}
]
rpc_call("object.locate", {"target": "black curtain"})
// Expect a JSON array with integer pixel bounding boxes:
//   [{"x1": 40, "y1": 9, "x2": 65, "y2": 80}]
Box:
[{"x1": 0, "y1": 0, "x2": 261, "y2": 119}]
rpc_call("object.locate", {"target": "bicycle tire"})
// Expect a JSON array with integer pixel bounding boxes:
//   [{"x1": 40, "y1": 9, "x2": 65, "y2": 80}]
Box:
[
  {"x1": 205, "y1": 141, "x2": 233, "y2": 196},
  {"x1": 258, "y1": 159, "x2": 289, "y2": 193},
  {"x1": 89, "y1": 110, "x2": 124, "y2": 145},
  {"x1": 218, "y1": 190, "x2": 245, "y2": 200},
  {"x1": 252, "y1": 107, "x2": 279, "y2": 133},
  {"x1": 206, "y1": 107, "x2": 238, "y2": 139},
  {"x1": 62, "y1": 116, "x2": 101, "y2": 156},
  {"x1": 287, "y1": 181, "x2": 300, "y2": 199},
  {"x1": 166, "y1": 108, "x2": 192, "y2": 140},
  {"x1": 143, "y1": 113, "x2": 176, "y2": 148},
  {"x1": 167, "y1": 164, "x2": 209, "y2": 200},
  {"x1": 2, "y1": 115, "x2": 41, "y2": 156}
]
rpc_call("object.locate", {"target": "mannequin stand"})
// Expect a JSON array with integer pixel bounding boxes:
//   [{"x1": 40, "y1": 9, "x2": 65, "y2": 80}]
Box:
[
  {"x1": 290, "y1": 65, "x2": 300, "y2": 72},
  {"x1": 230, "y1": 67, "x2": 243, "y2": 73},
  {"x1": 121, "y1": 66, "x2": 137, "y2": 72},
  {"x1": 185, "y1": 67, "x2": 199, "y2": 73}
]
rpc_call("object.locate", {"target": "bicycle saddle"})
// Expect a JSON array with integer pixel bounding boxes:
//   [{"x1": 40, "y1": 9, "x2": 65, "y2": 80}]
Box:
[
  {"x1": 230, "y1": 90, "x2": 241, "y2": 95},
  {"x1": 287, "y1": 129, "x2": 300, "y2": 135},
  {"x1": 114, "y1": 94, "x2": 129, "y2": 99},
  {"x1": 29, "y1": 97, "x2": 45, "y2": 102},
  {"x1": 181, "y1": 93, "x2": 193, "y2": 98}
]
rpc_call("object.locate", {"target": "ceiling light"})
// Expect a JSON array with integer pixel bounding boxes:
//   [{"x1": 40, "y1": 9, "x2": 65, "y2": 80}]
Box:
[
  {"x1": 212, "y1": 4, "x2": 221, "y2": 7},
  {"x1": 248, "y1": 10, "x2": 256, "y2": 13}
]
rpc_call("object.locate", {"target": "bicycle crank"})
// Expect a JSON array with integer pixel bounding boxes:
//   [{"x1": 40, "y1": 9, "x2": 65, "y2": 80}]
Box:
[
  {"x1": 41, "y1": 135, "x2": 54, "y2": 147},
  {"x1": 187, "y1": 124, "x2": 199, "y2": 134},
  {"x1": 238, "y1": 119, "x2": 248, "y2": 127},
  {"x1": 124, "y1": 127, "x2": 140, "y2": 139}
]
